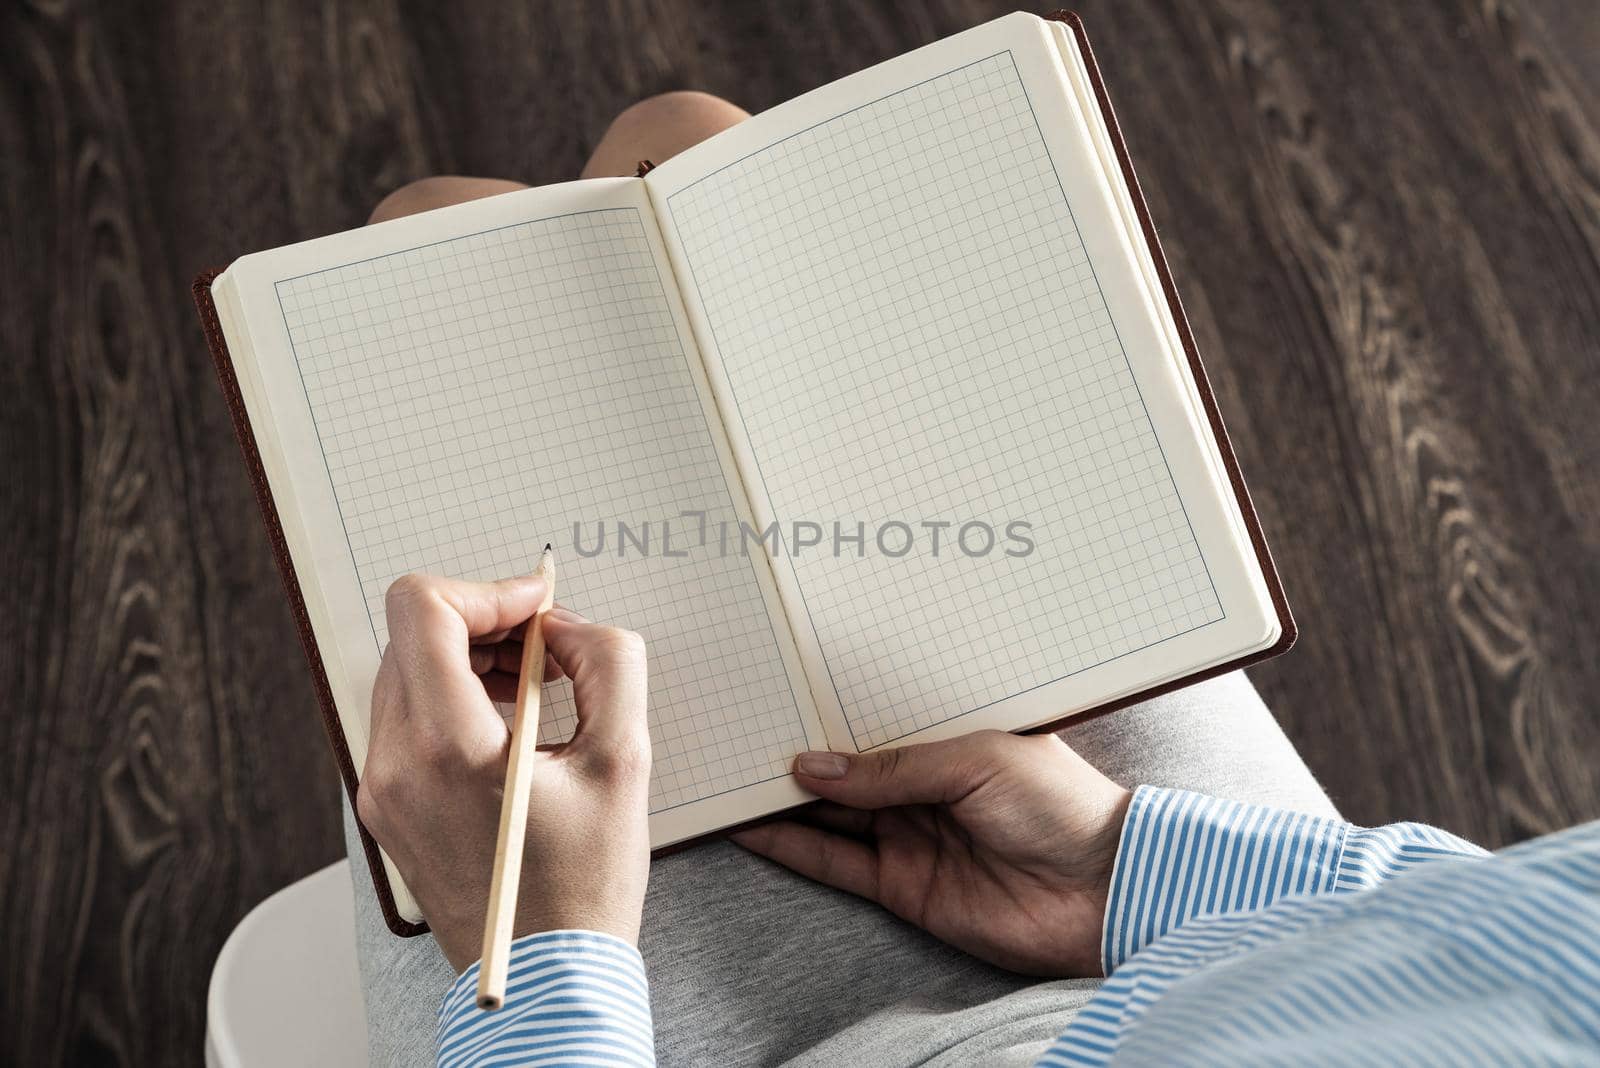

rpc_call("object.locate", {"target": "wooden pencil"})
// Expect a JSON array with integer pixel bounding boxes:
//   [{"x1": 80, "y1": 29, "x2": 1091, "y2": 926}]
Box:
[{"x1": 477, "y1": 545, "x2": 556, "y2": 1011}]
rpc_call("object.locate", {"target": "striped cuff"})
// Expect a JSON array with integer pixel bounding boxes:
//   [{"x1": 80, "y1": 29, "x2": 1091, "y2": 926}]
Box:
[
  {"x1": 1333, "y1": 820, "x2": 1488, "y2": 890},
  {"x1": 1101, "y1": 786, "x2": 1347, "y2": 973},
  {"x1": 436, "y1": 930, "x2": 654, "y2": 1067}
]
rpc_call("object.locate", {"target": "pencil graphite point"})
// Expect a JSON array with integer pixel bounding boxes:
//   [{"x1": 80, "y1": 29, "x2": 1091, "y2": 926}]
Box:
[{"x1": 544, "y1": 543, "x2": 552, "y2": 552}]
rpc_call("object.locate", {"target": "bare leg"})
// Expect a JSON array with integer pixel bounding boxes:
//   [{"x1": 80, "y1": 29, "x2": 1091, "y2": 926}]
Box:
[
  {"x1": 367, "y1": 176, "x2": 527, "y2": 224},
  {"x1": 367, "y1": 90, "x2": 750, "y2": 225},
  {"x1": 579, "y1": 90, "x2": 749, "y2": 178}
]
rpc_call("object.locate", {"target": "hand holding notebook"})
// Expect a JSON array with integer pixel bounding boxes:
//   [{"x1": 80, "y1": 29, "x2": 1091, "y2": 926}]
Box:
[
  {"x1": 733, "y1": 729, "x2": 1131, "y2": 978},
  {"x1": 193, "y1": 12, "x2": 1293, "y2": 935}
]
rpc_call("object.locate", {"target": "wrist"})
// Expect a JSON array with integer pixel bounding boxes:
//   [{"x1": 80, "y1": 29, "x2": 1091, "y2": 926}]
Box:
[
  {"x1": 514, "y1": 903, "x2": 642, "y2": 951},
  {"x1": 1087, "y1": 786, "x2": 1134, "y2": 897},
  {"x1": 1068, "y1": 785, "x2": 1133, "y2": 976},
  {"x1": 431, "y1": 910, "x2": 491, "y2": 974}
]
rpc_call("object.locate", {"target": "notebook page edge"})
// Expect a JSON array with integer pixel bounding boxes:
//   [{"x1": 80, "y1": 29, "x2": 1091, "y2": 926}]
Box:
[{"x1": 1046, "y1": 20, "x2": 1279, "y2": 647}]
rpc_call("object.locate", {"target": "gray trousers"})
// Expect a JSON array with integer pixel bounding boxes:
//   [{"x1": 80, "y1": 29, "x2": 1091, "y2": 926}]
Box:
[{"x1": 347, "y1": 672, "x2": 1337, "y2": 1066}]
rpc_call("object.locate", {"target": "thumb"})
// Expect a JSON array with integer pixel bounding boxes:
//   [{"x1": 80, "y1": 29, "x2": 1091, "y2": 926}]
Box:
[{"x1": 792, "y1": 736, "x2": 994, "y2": 809}]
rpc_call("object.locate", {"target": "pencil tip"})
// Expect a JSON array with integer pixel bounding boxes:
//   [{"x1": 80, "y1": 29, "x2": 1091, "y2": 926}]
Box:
[{"x1": 543, "y1": 543, "x2": 552, "y2": 552}]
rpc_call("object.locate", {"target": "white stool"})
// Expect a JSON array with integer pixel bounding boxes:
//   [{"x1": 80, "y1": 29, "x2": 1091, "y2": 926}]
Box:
[{"x1": 205, "y1": 860, "x2": 369, "y2": 1067}]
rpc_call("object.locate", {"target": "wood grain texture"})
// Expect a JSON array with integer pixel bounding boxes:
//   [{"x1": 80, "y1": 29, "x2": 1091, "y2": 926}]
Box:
[{"x1": 2, "y1": 0, "x2": 1597, "y2": 1063}]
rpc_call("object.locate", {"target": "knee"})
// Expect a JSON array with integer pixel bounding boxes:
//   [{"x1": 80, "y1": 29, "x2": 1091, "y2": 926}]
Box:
[
  {"x1": 368, "y1": 176, "x2": 525, "y2": 225},
  {"x1": 605, "y1": 90, "x2": 750, "y2": 145},
  {"x1": 369, "y1": 177, "x2": 456, "y2": 225},
  {"x1": 582, "y1": 91, "x2": 750, "y2": 178},
  {"x1": 613, "y1": 90, "x2": 749, "y2": 129}
]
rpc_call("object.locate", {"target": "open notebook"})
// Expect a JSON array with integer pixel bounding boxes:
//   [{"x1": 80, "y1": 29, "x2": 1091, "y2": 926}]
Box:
[{"x1": 194, "y1": 11, "x2": 1293, "y2": 936}]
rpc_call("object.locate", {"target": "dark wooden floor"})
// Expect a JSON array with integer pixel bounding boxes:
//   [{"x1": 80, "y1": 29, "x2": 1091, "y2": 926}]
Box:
[{"x1": 4, "y1": 0, "x2": 1599, "y2": 1063}]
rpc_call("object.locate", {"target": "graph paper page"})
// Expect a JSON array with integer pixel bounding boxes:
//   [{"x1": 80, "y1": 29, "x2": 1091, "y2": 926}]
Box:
[
  {"x1": 223, "y1": 179, "x2": 824, "y2": 854},
  {"x1": 650, "y1": 14, "x2": 1277, "y2": 751}
]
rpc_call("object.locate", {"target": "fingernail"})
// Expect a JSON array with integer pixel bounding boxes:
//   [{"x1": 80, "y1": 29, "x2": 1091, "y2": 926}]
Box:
[
  {"x1": 547, "y1": 607, "x2": 587, "y2": 622},
  {"x1": 796, "y1": 752, "x2": 850, "y2": 779}
]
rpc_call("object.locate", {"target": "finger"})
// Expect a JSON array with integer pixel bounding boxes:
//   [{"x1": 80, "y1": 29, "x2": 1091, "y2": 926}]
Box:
[
  {"x1": 380, "y1": 571, "x2": 550, "y2": 737},
  {"x1": 468, "y1": 639, "x2": 563, "y2": 677},
  {"x1": 469, "y1": 642, "x2": 522, "y2": 676},
  {"x1": 803, "y1": 802, "x2": 875, "y2": 839},
  {"x1": 730, "y1": 821, "x2": 880, "y2": 901},
  {"x1": 791, "y1": 735, "x2": 999, "y2": 810},
  {"x1": 541, "y1": 611, "x2": 648, "y2": 754},
  {"x1": 480, "y1": 671, "x2": 521, "y2": 704},
  {"x1": 484, "y1": 669, "x2": 569, "y2": 706},
  {"x1": 385, "y1": 571, "x2": 550, "y2": 648},
  {"x1": 472, "y1": 602, "x2": 577, "y2": 646}
]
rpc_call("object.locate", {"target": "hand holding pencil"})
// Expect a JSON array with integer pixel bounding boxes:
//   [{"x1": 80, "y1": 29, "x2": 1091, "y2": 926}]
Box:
[{"x1": 358, "y1": 557, "x2": 653, "y2": 985}]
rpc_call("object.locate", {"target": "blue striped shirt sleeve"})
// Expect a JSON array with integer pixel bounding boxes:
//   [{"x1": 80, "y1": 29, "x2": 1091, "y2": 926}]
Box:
[
  {"x1": 1101, "y1": 786, "x2": 1486, "y2": 973},
  {"x1": 435, "y1": 930, "x2": 655, "y2": 1067}
]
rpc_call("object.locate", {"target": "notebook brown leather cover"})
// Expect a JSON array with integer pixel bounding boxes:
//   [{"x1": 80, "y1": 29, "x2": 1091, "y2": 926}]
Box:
[{"x1": 191, "y1": 10, "x2": 1294, "y2": 939}]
